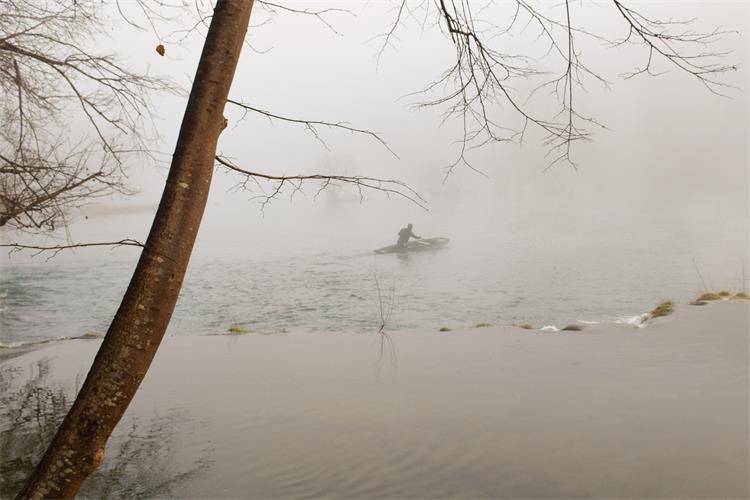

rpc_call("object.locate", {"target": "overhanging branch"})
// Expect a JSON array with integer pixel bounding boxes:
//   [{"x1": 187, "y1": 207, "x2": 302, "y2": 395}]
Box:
[
  {"x1": 1, "y1": 239, "x2": 144, "y2": 259},
  {"x1": 215, "y1": 155, "x2": 426, "y2": 211},
  {"x1": 226, "y1": 99, "x2": 399, "y2": 159}
]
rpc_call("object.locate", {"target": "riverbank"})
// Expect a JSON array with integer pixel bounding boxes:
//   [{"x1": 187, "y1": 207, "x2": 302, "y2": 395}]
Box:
[{"x1": 2, "y1": 300, "x2": 747, "y2": 498}]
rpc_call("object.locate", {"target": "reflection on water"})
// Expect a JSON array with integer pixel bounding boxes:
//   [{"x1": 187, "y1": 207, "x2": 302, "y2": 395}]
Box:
[
  {"x1": 0, "y1": 360, "x2": 70, "y2": 495},
  {"x1": 0, "y1": 359, "x2": 211, "y2": 499}
]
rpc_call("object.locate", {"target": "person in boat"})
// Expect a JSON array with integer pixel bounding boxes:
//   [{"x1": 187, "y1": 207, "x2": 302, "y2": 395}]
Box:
[{"x1": 397, "y1": 223, "x2": 421, "y2": 248}]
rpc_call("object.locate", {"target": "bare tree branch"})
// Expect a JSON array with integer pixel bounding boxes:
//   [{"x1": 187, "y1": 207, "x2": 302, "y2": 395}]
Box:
[
  {"x1": 1, "y1": 238, "x2": 144, "y2": 259},
  {"x1": 227, "y1": 98, "x2": 399, "y2": 158},
  {"x1": 377, "y1": 0, "x2": 736, "y2": 174},
  {"x1": 256, "y1": 1, "x2": 355, "y2": 36},
  {"x1": 0, "y1": 0, "x2": 175, "y2": 232},
  {"x1": 611, "y1": 0, "x2": 737, "y2": 95},
  {"x1": 215, "y1": 155, "x2": 426, "y2": 212}
]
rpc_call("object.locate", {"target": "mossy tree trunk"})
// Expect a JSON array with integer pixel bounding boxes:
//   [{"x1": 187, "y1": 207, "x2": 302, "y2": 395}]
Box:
[{"x1": 17, "y1": 1, "x2": 254, "y2": 498}]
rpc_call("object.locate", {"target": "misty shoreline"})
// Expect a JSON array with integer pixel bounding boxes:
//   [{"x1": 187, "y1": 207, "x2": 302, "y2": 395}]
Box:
[
  {"x1": 4, "y1": 212, "x2": 747, "y2": 348},
  {"x1": 2, "y1": 295, "x2": 746, "y2": 354}
]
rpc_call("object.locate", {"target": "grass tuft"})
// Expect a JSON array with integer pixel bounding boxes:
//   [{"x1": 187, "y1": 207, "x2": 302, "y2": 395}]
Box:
[
  {"x1": 734, "y1": 291, "x2": 749, "y2": 299},
  {"x1": 439, "y1": 326, "x2": 451, "y2": 332},
  {"x1": 228, "y1": 325, "x2": 250, "y2": 334},
  {"x1": 475, "y1": 322, "x2": 492, "y2": 328},
  {"x1": 519, "y1": 323, "x2": 533, "y2": 330},
  {"x1": 80, "y1": 331, "x2": 103, "y2": 339},
  {"x1": 650, "y1": 300, "x2": 675, "y2": 318},
  {"x1": 689, "y1": 300, "x2": 708, "y2": 306},
  {"x1": 697, "y1": 292, "x2": 722, "y2": 301},
  {"x1": 718, "y1": 290, "x2": 731, "y2": 297}
]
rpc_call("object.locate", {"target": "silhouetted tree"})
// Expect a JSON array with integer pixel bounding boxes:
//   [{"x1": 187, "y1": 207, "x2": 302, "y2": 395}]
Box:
[
  {"x1": 16, "y1": 1, "x2": 255, "y2": 497},
  {"x1": 377, "y1": 0, "x2": 735, "y2": 174},
  {"x1": 0, "y1": 0, "x2": 171, "y2": 232}
]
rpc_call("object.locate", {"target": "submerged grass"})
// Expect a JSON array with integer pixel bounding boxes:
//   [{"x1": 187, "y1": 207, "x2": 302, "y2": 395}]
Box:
[
  {"x1": 695, "y1": 290, "x2": 748, "y2": 301},
  {"x1": 79, "y1": 331, "x2": 103, "y2": 339},
  {"x1": 697, "y1": 292, "x2": 722, "y2": 301},
  {"x1": 650, "y1": 300, "x2": 675, "y2": 318}
]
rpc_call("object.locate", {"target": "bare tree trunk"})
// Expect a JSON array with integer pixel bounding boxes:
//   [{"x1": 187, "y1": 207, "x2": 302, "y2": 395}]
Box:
[{"x1": 17, "y1": 1, "x2": 254, "y2": 498}]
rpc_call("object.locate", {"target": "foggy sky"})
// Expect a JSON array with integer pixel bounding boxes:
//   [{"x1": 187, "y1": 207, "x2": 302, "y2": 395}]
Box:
[{"x1": 2, "y1": 1, "x2": 747, "y2": 264}]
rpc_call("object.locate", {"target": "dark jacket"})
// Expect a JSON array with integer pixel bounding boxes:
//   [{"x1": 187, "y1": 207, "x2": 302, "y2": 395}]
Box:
[{"x1": 397, "y1": 227, "x2": 420, "y2": 246}]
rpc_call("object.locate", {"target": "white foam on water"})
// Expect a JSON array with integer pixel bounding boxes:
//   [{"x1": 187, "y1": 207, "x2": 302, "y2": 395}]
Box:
[{"x1": 614, "y1": 313, "x2": 649, "y2": 328}]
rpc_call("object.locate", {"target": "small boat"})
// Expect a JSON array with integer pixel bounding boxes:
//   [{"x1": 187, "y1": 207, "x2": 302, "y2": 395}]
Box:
[{"x1": 374, "y1": 237, "x2": 450, "y2": 255}]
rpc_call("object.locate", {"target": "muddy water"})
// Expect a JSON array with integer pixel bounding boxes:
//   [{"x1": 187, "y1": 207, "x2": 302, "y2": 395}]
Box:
[{"x1": 2, "y1": 301, "x2": 746, "y2": 498}]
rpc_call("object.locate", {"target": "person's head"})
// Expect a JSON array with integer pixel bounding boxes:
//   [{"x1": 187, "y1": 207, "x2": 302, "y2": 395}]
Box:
[{"x1": 407, "y1": 223, "x2": 413, "y2": 229}]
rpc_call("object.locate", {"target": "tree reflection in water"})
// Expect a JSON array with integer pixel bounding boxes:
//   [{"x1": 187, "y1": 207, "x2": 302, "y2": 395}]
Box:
[{"x1": 1, "y1": 359, "x2": 212, "y2": 498}]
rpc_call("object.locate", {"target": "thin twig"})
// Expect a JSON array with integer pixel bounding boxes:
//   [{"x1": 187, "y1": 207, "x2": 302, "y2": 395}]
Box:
[
  {"x1": 215, "y1": 155, "x2": 426, "y2": 211},
  {"x1": 1, "y1": 239, "x2": 144, "y2": 259}
]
